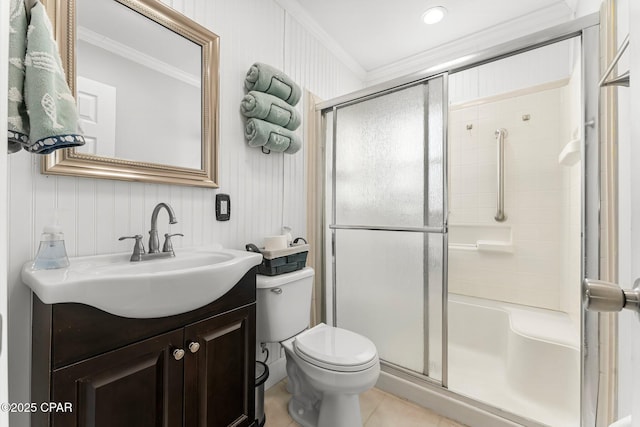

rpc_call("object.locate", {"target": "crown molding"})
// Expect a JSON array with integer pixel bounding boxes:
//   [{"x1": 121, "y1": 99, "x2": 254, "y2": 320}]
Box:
[
  {"x1": 273, "y1": 1, "x2": 576, "y2": 87},
  {"x1": 273, "y1": 0, "x2": 367, "y2": 80},
  {"x1": 366, "y1": 3, "x2": 573, "y2": 86},
  {"x1": 77, "y1": 26, "x2": 201, "y2": 88}
]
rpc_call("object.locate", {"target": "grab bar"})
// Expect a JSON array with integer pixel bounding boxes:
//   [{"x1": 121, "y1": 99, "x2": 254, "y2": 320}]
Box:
[{"x1": 494, "y1": 128, "x2": 507, "y2": 222}]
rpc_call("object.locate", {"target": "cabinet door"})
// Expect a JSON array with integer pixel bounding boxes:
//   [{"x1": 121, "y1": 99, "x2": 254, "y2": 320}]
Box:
[
  {"x1": 184, "y1": 305, "x2": 256, "y2": 427},
  {"x1": 52, "y1": 329, "x2": 184, "y2": 427}
]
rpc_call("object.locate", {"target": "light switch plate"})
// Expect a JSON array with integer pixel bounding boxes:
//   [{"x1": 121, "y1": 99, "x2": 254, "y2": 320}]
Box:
[{"x1": 215, "y1": 194, "x2": 230, "y2": 221}]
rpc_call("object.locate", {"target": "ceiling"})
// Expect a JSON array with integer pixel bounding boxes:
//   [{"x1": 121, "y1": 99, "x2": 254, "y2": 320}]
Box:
[{"x1": 294, "y1": 0, "x2": 575, "y2": 73}]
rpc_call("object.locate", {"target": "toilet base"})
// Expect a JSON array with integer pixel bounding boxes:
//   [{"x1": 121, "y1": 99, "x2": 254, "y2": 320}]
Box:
[
  {"x1": 318, "y1": 393, "x2": 362, "y2": 427},
  {"x1": 288, "y1": 393, "x2": 362, "y2": 427},
  {"x1": 288, "y1": 398, "x2": 318, "y2": 427}
]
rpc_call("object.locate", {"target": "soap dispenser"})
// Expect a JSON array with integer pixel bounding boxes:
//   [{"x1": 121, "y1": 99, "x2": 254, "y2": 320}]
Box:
[{"x1": 32, "y1": 218, "x2": 70, "y2": 270}]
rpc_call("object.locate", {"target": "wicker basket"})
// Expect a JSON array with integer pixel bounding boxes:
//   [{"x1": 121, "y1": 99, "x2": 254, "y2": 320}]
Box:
[{"x1": 245, "y1": 238, "x2": 308, "y2": 276}]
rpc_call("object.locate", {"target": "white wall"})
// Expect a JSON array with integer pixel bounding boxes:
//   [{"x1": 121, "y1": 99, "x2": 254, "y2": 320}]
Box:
[
  {"x1": 0, "y1": 0, "x2": 10, "y2": 425},
  {"x1": 5, "y1": 0, "x2": 363, "y2": 425},
  {"x1": 616, "y1": 0, "x2": 639, "y2": 421},
  {"x1": 447, "y1": 39, "x2": 581, "y2": 315},
  {"x1": 629, "y1": 2, "x2": 640, "y2": 422},
  {"x1": 448, "y1": 83, "x2": 579, "y2": 313},
  {"x1": 448, "y1": 40, "x2": 575, "y2": 105}
]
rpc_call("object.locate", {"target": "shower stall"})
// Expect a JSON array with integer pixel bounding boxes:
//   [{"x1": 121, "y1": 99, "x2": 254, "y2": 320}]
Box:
[{"x1": 318, "y1": 16, "x2": 602, "y2": 427}]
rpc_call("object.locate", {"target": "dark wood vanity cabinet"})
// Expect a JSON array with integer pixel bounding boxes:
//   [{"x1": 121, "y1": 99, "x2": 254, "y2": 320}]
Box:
[
  {"x1": 32, "y1": 269, "x2": 257, "y2": 427},
  {"x1": 183, "y1": 307, "x2": 254, "y2": 427},
  {"x1": 52, "y1": 329, "x2": 185, "y2": 427}
]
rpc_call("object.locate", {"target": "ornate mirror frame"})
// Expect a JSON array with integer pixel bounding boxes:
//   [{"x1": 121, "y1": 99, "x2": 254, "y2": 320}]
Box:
[{"x1": 42, "y1": 0, "x2": 220, "y2": 187}]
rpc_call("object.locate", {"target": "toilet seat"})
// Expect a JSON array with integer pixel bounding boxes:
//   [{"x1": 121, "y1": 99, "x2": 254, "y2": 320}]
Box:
[{"x1": 293, "y1": 323, "x2": 378, "y2": 372}]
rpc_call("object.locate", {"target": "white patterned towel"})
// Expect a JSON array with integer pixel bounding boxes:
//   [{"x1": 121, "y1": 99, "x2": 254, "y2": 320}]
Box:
[{"x1": 7, "y1": 0, "x2": 84, "y2": 154}]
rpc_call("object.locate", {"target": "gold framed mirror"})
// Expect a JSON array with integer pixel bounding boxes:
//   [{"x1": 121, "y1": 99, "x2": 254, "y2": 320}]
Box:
[{"x1": 42, "y1": 0, "x2": 219, "y2": 187}]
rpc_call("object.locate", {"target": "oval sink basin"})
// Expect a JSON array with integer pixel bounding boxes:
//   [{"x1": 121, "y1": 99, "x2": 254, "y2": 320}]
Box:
[{"x1": 21, "y1": 245, "x2": 263, "y2": 318}]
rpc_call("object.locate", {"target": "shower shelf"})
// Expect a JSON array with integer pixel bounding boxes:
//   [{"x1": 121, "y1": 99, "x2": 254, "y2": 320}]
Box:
[
  {"x1": 449, "y1": 240, "x2": 513, "y2": 253},
  {"x1": 448, "y1": 223, "x2": 513, "y2": 253}
]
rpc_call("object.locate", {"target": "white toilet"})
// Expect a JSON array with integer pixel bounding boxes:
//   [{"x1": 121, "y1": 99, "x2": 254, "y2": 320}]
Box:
[{"x1": 256, "y1": 267, "x2": 380, "y2": 427}]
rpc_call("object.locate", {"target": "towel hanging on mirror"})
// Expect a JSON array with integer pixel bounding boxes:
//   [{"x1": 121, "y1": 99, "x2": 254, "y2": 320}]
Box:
[{"x1": 7, "y1": 0, "x2": 85, "y2": 154}]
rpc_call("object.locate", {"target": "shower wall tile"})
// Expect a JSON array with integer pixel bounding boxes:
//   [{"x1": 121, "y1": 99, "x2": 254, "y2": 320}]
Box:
[
  {"x1": 6, "y1": 1, "x2": 364, "y2": 422},
  {"x1": 450, "y1": 194, "x2": 477, "y2": 210},
  {"x1": 448, "y1": 83, "x2": 577, "y2": 313},
  {"x1": 516, "y1": 223, "x2": 562, "y2": 243},
  {"x1": 477, "y1": 192, "x2": 496, "y2": 208}
]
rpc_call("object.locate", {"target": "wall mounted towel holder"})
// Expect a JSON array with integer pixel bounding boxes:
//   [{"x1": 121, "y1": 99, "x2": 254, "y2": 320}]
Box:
[{"x1": 599, "y1": 34, "x2": 630, "y2": 88}]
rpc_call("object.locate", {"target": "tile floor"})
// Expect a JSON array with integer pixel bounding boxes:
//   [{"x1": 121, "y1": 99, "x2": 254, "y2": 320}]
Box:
[{"x1": 263, "y1": 380, "x2": 467, "y2": 427}]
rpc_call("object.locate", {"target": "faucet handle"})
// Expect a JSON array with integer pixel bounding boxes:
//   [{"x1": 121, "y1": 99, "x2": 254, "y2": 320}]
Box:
[
  {"x1": 162, "y1": 233, "x2": 184, "y2": 253},
  {"x1": 119, "y1": 235, "x2": 145, "y2": 261}
]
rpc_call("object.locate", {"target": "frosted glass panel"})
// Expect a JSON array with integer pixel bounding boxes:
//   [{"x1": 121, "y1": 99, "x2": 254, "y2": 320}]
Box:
[
  {"x1": 335, "y1": 229, "x2": 424, "y2": 373},
  {"x1": 427, "y1": 233, "x2": 443, "y2": 381},
  {"x1": 328, "y1": 75, "x2": 447, "y2": 382},
  {"x1": 427, "y1": 76, "x2": 445, "y2": 228},
  {"x1": 335, "y1": 84, "x2": 426, "y2": 227}
]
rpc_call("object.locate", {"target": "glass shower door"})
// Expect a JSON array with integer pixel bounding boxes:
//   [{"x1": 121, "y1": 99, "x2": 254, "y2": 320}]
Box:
[{"x1": 328, "y1": 75, "x2": 447, "y2": 382}]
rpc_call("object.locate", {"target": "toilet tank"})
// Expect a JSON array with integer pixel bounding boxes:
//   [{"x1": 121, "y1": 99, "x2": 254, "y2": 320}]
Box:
[{"x1": 256, "y1": 267, "x2": 314, "y2": 343}]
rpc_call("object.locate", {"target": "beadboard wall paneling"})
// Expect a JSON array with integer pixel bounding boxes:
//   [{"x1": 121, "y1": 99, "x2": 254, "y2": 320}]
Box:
[
  {"x1": 6, "y1": 1, "x2": 364, "y2": 423},
  {"x1": 281, "y1": 16, "x2": 363, "y2": 238}
]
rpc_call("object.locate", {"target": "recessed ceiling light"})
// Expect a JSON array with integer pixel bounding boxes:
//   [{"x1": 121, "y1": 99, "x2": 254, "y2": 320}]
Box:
[{"x1": 422, "y1": 6, "x2": 447, "y2": 25}]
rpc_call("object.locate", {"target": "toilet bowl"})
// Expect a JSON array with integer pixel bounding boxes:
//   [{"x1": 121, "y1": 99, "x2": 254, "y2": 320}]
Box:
[
  {"x1": 256, "y1": 268, "x2": 380, "y2": 427},
  {"x1": 281, "y1": 323, "x2": 380, "y2": 427}
]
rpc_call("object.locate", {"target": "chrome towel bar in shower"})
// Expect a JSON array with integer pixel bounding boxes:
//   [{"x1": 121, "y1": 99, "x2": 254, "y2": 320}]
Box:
[
  {"x1": 599, "y1": 34, "x2": 630, "y2": 88},
  {"x1": 494, "y1": 128, "x2": 507, "y2": 222}
]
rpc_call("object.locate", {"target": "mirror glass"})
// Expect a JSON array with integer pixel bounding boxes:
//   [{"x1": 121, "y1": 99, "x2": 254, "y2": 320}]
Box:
[
  {"x1": 76, "y1": 0, "x2": 202, "y2": 169},
  {"x1": 43, "y1": 0, "x2": 219, "y2": 187}
]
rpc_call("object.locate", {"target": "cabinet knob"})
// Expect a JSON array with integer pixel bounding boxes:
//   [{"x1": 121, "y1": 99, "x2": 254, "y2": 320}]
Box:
[
  {"x1": 188, "y1": 341, "x2": 200, "y2": 353},
  {"x1": 173, "y1": 348, "x2": 185, "y2": 360}
]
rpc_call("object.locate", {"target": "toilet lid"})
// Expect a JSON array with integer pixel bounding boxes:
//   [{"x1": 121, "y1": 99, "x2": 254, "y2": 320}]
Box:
[{"x1": 293, "y1": 324, "x2": 378, "y2": 372}]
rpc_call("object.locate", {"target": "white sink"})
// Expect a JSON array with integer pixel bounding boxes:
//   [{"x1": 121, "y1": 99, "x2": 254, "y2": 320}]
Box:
[{"x1": 21, "y1": 244, "x2": 263, "y2": 318}]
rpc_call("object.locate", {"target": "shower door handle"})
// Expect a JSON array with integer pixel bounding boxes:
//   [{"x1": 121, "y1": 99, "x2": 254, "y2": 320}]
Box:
[{"x1": 583, "y1": 278, "x2": 640, "y2": 313}]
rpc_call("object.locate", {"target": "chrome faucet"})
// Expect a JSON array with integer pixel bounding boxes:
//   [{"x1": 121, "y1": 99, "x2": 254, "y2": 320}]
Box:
[
  {"x1": 119, "y1": 202, "x2": 183, "y2": 262},
  {"x1": 149, "y1": 202, "x2": 178, "y2": 253}
]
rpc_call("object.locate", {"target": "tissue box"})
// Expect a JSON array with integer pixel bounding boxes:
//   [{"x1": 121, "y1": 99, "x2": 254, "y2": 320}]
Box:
[{"x1": 257, "y1": 244, "x2": 309, "y2": 276}]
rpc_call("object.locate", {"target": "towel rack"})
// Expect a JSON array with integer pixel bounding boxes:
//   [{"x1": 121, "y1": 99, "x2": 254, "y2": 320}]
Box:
[
  {"x1": 494, "y1": 128, "x2": 507, "y2": 222},
  {"x1": 599, "y1": 34, "x2": 630, "y2": 88}
]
